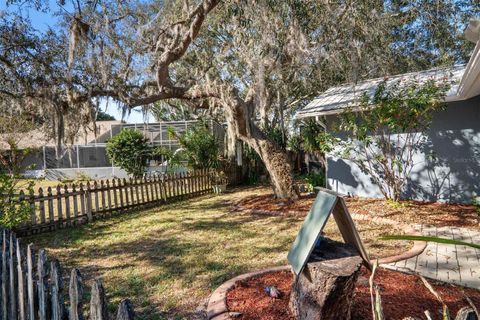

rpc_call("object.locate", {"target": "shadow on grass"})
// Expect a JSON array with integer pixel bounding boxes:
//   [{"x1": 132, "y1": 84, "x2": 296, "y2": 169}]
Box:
[{"x1": 23, "y1": 190, "x2": 297, "y2": 320}]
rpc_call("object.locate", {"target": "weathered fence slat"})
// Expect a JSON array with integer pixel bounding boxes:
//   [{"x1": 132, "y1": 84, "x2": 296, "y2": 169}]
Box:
[
  {"x1": 37, "y1": 249, "x2": 49, "y2": 320},
  {"x1": 116, "y1": 299, "x2": 134, "y2": 320},
  {"x1": 100, "y1": 181, "x2": 106, "y2": 212},
  {"x1": 72, "y1": 184, "x2": 79, "y2": 220},
  {"x1": 39, "y1": 188, "x2": 46, "y2": 224},
  {"x1": 69, "y1": 268, "x2": 84, "y2": 320},
  {"x1": 29, "y1": 190, "x2": 37, "y2": 225},
  {"x1": 94, "y1": 181, "x2": 100, "y2": 213},
  {"x1": 129, "y1": 178, "x2": 135, "y2": 205},
  {"x1": 64, "y1": 185, "x2": 71, "y2": 225},
  {"x1": 9, "y1": 232, "x2": 17, "y2": 320},
  {"x1": 50, "y1": 259, "x2": 66, "y2": 320},
  {"x1": 113, "y1": 179, "x2": 119, "y2": 209},
  {"x1": 86, "y1": 183, "x2": 93, "y2": 222},
  {"x1": 56, "y1": 185, "x2": 63, "y2": 225},
  {"x1": 27, "y1": 244, "x2": 36, "y2": 320},
  {"x1": 16, "y1": 238, "x2": 27, "y2": 320},
  {"x1": 47, "y1": 187, "x2": 55, "y2": 226},
  {"x1": 79, "y1": 183, "x2": 86, "y2": 220},
  {"x1": 2, "y1": 230, "x2": 9, "y2": 320},
  {"x1": 106, "y1": 180, "x2": 112, "y2": 212},
  {"x1": 16, "y1": 170, "x2": 218, "y2": 235},
  {"x1": 90, "y1": 278, "x2": 109, "y2": 320},
  {"x1": 2, "y1": 227, "x2": 136, "y2": 320}
]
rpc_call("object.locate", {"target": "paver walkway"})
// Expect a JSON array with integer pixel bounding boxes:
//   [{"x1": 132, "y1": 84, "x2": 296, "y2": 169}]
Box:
[{"x1": 384, "y1": 225, "x2": 480, "y2": 289}]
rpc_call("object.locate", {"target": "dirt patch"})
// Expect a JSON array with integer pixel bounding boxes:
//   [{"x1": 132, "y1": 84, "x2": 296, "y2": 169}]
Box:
[
  {"x1": 226, "y1": 268, "x2": 480, "y2": 320},
  {"x1": 235, "y1": 190, "x2": 480, "y2": 229},
  {"x1": 235, "y1": 192, "x2": 315, "y2": 215},
  {"x1": 234, "y1": 190, "x2": 413, "y2": 259},
  {"x1": 347, "y1": 198, "x2": 480, "y2": 230}
]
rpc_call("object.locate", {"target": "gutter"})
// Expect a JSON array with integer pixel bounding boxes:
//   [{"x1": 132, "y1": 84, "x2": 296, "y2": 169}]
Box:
[{"x1": 456, "y1": 18, "x2": 480, "y2": 101}]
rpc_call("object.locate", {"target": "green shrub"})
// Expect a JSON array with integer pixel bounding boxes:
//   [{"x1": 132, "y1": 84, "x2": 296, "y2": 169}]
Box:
[
  {"x1": 106, "y1": 129, "x2": 151, "y2": 178},
  {"x1": 0, "y1": 174, "x2": 33, "y2": 228},
  {"x1": 170, "y1": 122, "x2": 221, "y2": 169},
  {"x1": 301, "y1": 172, "x2": 325, "y2": 192}
]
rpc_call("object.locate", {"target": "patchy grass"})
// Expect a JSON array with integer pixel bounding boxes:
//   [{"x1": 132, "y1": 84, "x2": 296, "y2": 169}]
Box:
[
  {"x1": 26, "y1": 187, "x2": 410, "y2": 320},
  {"x1": 17, "y1": 179, "x2": 73, "y2": 191}
]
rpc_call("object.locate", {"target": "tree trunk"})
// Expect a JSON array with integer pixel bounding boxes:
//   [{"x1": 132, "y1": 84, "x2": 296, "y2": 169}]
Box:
[
  {"x1": 224, "y1": 92, "x2": 298, "y2": 201},
  {"x1": 242, "y1": 130, "x2": 297, "y2": 201},
  {"x1": 289, "y1": 238, "x2": 363, "y2": 320}
]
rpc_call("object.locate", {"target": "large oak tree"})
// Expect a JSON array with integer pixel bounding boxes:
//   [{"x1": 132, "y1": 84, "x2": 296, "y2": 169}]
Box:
[{"x1": 1, "y1": 0, "x2": 478, "y2": 200}]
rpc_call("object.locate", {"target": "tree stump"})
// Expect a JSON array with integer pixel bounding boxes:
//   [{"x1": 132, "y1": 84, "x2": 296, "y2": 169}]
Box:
[{"x1": 289, "y1": 237, "x2": 363, "y2": 320}]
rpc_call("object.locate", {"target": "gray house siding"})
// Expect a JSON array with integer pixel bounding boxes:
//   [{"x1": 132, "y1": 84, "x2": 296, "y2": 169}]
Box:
[{"x1": 325, "y1": 95, "x2": 480, "y2": 203}]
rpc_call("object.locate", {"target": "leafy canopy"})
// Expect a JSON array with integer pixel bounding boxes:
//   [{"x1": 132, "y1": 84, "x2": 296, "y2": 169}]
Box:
[{"x1": 106, "y1": 129, "x2": 150, "y2": 178}]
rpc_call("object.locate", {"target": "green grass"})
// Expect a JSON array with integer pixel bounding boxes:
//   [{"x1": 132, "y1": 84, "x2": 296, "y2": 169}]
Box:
[
  {"x1": 26, "y1": 187, "x2": 304, "y2": 319},
  {"x1": 26, "y1": 187, "x2": 410, "y2": 319}
]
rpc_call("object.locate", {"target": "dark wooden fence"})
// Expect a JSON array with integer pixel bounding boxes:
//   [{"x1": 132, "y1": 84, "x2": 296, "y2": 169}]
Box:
[
  {"x1": 0, "y1": 228, "x2": 134, "y2": 320},
  {"x1": 16, "y1": 169, "x2": 213, "y2": 236}
]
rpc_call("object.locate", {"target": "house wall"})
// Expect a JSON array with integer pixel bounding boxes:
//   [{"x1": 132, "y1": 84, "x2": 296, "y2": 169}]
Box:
[{"x1": 325, "y1": 95, "x2": 480, "y2": 203}]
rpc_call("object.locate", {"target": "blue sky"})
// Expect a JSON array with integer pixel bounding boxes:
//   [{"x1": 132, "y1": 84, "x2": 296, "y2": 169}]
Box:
[{"x1": 0, "y1": 0, "x2": 151, "y2": 123}]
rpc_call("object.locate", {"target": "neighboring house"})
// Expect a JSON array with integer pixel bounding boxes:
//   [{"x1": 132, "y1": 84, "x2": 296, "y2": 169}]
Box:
[
  {"x1": 296, "y1": 23, "x2": 480, "y2": 204},
  {"x1": 0, "y1": 120, "x2": 225, "y2": 180}
]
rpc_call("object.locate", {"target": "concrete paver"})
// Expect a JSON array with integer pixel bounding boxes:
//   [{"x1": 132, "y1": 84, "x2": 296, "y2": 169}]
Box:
[{"x1": 383, "y1": 225, "x2": 480, "y2": 289}]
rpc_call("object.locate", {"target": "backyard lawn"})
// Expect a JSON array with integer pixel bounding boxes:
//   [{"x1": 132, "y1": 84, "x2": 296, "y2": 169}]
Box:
[{"x1": 26, "y1": 187, "x2": 413, "y2": 320}]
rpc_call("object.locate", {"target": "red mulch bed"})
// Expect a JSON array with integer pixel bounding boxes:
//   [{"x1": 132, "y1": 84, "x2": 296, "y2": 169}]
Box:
[
  {"x1": 236, "y1": 190, "x2": 480, "y2": 229},
  {"x1": 226, "y1": 268, "x2": 480, "y2": 320}
]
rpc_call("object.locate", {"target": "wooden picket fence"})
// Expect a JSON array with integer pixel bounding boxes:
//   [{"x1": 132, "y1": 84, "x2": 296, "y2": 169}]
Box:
[
  {"x1": 15, "y1": 169, "x2": 213, "y2": 236},
  {"x1": 0, "y1": 228, "x2": 135, "y2": 320}
]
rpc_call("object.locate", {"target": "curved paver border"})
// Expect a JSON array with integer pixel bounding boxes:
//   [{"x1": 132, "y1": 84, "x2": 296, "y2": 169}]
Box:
[
  {"x1": 207, "y1": 204, "x2": 428, "y2": 319},
  {"x1": 207, "y1": 266, "x2": 291, "y2": 320},
  {"x1": 231, "y1": 204, "x2": 427, "y2": 264}
]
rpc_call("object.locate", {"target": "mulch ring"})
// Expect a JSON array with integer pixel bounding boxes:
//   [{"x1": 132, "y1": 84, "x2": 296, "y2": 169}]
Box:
[
  {"x1": 234, "y1": 191, "x2": 480, "y2": 229},
  {"x1": 226, "y1": 268, "x2": 480, "y2": 320}
]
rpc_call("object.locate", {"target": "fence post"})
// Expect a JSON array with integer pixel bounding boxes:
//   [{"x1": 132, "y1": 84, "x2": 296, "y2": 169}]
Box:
[
  {"x1": 124, "y1": 179, "x2": 130, "y2": 208},
  {"x1": 69, "y1": 268, "x2": 84, "y2": 320},
  {"x1": 29, "y1": 189, "x2": 36, "y2": 227},
  {"x1": 106, "y1": 180, "x2": 112, "y2": 213},
  {"x1": 85, "y1": 183, "x2": 93, "y2": 222},
  {"x1": 165, "y1": 174, "x2": 171, "y2": 200},
  {"x1": 56, "y1": 185, "x2": 63, "y2": 226},
  {"x1": 39, "y1": 188, "x2": 46, "y2": 225},
  {"x1": 112, "y1": 179, "x2": 119, "y2": 210},
  {"x1": 93, "y1": 181, "x2": 100, "y2": 214},
  {"x1": 90, "y1": 278, "x2": 109, "y2": 320},
  {"x1": 118, "y1": 179, "x2": 124, "y2": 210},
  {"x1": 64, "y1": 185, "x2": 71, "y2": 226},
  {"x1": 129, "y1": 178, "x2": 135, "y2": 206},
  {"x1": 151, "y1": 175, "x2": 161, "y2": 202},
  {"x1": 100, "y1": 181, "x2": 106, "y2": 213},
  {"x1": 135, "y1": 178, "x2": 141, "y2": 205},
  {"x1": 72, "y1": 184, "x2": 79, "y2": 221},
  {"x1": 47, "y1": 187, "x2": 54, "y2": 226},
  {"x1": 79, "y1": 183, "x2": 86, "y2": 221}
]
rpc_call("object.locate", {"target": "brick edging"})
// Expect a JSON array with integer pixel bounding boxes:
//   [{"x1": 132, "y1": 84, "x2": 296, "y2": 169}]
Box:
[
  {"x1": 208, "y1": 205, "x2": 428, "y2": 319},
  {"x1": 231, "y1": 205, "x2": 427, "y2": 265},
  {"x1": 206, "y1": 266, "x2": 291, "y2": 320},
  {"x1": 349, "y1": 213, "x2": 428, "y2": 265}
]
